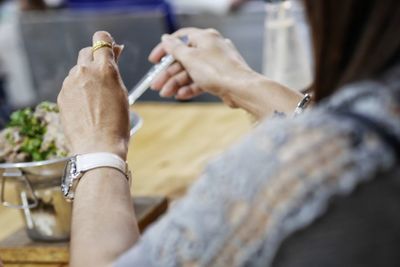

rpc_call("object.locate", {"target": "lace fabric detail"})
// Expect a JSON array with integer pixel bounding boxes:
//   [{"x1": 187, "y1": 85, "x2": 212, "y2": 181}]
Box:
[{"x1": 114, "y1": 66, "x2": 400, "y2": 267}]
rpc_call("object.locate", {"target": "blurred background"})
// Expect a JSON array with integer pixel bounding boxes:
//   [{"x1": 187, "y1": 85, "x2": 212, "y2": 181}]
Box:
[{"x1": 0, "y1": 0, "x2": 312, "y2": 113}]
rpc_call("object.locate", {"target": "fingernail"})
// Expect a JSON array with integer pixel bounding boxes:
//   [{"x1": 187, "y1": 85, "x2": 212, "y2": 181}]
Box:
[
  {"x1": 118, "y1": 44, "x2": 125, "y2": 51},
  {"x1": 159, "y1": 88, "x2": 168, "y2": 97}
]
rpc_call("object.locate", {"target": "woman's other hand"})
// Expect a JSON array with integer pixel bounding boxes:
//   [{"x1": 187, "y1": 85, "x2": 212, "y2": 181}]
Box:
[
  {"x1": 148, "y1": 28, "x2": 255, "y2": 107},
  {"x1": 57, "y1": 31, "x2": 129, "y2": 160},
  {"x1": 149, "y1": 27, "x2": 303, "y2": 120}
]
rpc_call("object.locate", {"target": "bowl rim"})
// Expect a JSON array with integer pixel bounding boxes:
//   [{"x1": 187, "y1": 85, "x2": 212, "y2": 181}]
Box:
[
  {"x1": 0, "y1": 157, "x2": 69, "y2": 169},
  {"x1": 130, "y1": 110, "x2": 143, "y2": 136},
  {"x1": 0, "y1": 111, "x2": 143, "y2": 169}
]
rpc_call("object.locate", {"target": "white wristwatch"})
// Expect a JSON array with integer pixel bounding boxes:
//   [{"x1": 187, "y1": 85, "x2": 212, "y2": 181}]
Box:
[{"x1": 61, "y1": 152, "x2": 131, "y2": 201}]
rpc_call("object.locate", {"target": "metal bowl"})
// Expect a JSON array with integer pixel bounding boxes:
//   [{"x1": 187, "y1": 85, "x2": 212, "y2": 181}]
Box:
[{"x1": 0, "y1": 111, "x2": 142, "y2": 241}]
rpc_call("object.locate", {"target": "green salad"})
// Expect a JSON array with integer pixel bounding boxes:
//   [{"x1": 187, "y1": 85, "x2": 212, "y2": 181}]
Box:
[{"x1": 0, "y1": 102, "x2": 69, "y2": 163}]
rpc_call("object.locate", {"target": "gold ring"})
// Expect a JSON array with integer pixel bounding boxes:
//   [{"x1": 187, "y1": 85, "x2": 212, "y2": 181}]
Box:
[{"x1": 92, "y1": 40, "x2": 113, "y2": 52}]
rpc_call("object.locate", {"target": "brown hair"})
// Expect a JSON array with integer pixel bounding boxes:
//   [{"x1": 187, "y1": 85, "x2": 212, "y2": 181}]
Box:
[{"x1": 303, "y1": 0, "x2": 400, "y2": 101}]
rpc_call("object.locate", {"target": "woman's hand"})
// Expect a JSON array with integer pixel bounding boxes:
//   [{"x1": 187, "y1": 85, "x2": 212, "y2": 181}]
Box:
[
  {"x1": 149, "y1": 27, "x2": 303, "y2": 119},
  {"x1": 57, "y1": 31, "x2": 129, "y2": 159},
  {"x1": 149, "y1": 27, "x2": 255, "y2": 106}
]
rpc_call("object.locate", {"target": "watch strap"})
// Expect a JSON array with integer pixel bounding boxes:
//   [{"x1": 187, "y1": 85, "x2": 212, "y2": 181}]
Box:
[{"x1": 76, "y1": 152, "x2": 129, "y2": 179}]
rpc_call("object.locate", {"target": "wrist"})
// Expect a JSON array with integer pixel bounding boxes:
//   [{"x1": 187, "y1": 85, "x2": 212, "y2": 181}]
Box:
[
  {"x1": 71, "y1": 139, "x2": 129, "y2": 160},
  {"x1": 223, "y1": 71, "x2": 304, "y2": 119},
  {"x1": 219, "y1": 67, "x2": 257, "y2": 108}
]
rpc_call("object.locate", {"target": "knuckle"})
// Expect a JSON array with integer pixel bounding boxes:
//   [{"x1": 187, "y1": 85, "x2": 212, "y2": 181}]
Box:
[
  {"x1": 61, "y1": 77, "x2": 69, "y2": 88},
  {"x1": 225, "y1": 38, "x2": 233, "y2": 45},
  {"x1": 205, "y1": 28, "x2": 221, "y2": 37},
  {"x1": 191, "y1": 85, "x2": 200, "y2": 94},
  {"x1": 174, "y1": 27, "x2": 195, "y2": 37},
  {"x1": 179, "y1": 48, "x2": 192, "y2": 59},
  {"x1": 57, "y1": 87, "x2": 67, "y2": 106},
  {"x1": 68, "y1": 65, "x2": 78, "y2": 75},
  {"x1": 182, "y1": 71, "x2": 190, "y2": 83},
  {"x1": 78, "y1": 47, "x2": 91, "y2": 57},
  {"x1": 99, "y1": 61, "x2": 118, "y2": 76},
  {"x1": 168, "y1": 77, "x2": 179, "y2": 90},
  {"x1": 75, "y1": 65, "x2": 88, "y2": 75},
  {"x1": 60, "y1": 74, "x2": 74, "y2": 92},
  {"x1": 56, "y1": 93, "x2": 63, "y2": 106},
  {"x1": 78, "y1": 48, "x2": 86, "y2": 56},
  {"x1": 166, "y1": 66, "x2": 177, "y2": 77},
  {"x1": 170, "y1": 44, "x2": 186, "y2": 60}
]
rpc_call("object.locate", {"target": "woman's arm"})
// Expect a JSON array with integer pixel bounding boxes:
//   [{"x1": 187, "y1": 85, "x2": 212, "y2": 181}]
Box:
[
  {"x1": 148, "y1": 28, "x2": 304, "y2": 120},
  {"x1": 70, "y1": 169, "x2": 139, "y2": 267},
  {"x1": 58, "y1": 31, "x2": 139, "y2": 267}
]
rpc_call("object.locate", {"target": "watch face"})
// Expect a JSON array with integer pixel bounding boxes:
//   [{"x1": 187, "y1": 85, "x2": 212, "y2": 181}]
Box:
[{"x1": 61, "y1": 157, "x2": 76, "y2": 198}]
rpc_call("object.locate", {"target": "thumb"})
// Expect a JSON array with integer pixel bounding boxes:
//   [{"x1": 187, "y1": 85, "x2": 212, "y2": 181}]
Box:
[{"x1": 161, "y1": 34, "x2": 191, "y2": 62}]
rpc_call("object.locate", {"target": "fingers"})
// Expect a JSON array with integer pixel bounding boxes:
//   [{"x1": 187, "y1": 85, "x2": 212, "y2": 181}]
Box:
[
  {"x1": 69, "y1": 32, "x2": 123, "y2": 80},
  {"x1": 151, "y1": 62, "x2": 203, "y2": 100},
  {"x1": 224, "y1": 38, "x2": 234, "y2": 47},
  {"x1": 151, "y1": 62, "x2": 184, "y2": 90},
  {"x1": 175, "y1": 84, "x2": 203, "y2": 100},
  {"x1": 77, "y1": 47, "x2": 93, "y2": 65},
  {"x1": 148, "y1": 42, "x2": 166, "y2": 63},
  {"x1": 159, "y1": 70, "x2": 192, "y2": 97},
  {"x1": 149, "y1": 27, "x2": 224, "y2": 64},
  {"x1": 149, "y1": 34, "x2": 191, "y2": 64},
  {"x1": 148, "y1": 27, "x2": 198, "y2": 63},
  {"x1": 147, "y1": 27, "x2": 228, "y2": 100},
  {"x1": 149, "y1": 27, "x2": 223, "y2": 63},
  {"x1": 77, "y1": 33, "x2": 122, "y2": 67},
  {"x1": 160, "y1": 34, "x2": 192, "y2": 63},
  {"x1": 92, "y1": 31, "x2": 115, "y2": 63}
]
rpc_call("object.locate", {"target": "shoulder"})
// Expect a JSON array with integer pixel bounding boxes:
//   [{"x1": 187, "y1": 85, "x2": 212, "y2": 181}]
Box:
[{"x1": 322, "y1": 65, "x2": 400, "y2": 127}]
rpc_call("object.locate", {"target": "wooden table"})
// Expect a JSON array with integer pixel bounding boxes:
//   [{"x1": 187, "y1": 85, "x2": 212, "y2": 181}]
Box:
[
  {"x1": 0, "y1": 102, "x2": 252, "y2": 265},
  {"x1": 0, "y1": 197, "x2": 168, "y2": 266}
]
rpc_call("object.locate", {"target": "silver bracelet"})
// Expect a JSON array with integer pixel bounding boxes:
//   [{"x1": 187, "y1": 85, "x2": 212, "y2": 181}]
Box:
[{"x1": 293, "y1": 94, "x2": 312, "y2": 116}]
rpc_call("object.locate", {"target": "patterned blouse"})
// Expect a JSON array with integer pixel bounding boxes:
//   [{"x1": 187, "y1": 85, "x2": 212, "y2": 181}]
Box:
[{"x1": 114, "y1": 64, "x2": 400, "y2": 267}]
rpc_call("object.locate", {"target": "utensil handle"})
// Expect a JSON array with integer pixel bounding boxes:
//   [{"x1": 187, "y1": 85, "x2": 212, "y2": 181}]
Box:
[
  {"x1": 128, "y1": 55, "x2": 175, "y2": 105},
  {"x1": 0, "y1": 169, "x2": 39, "y2": 209},
  {"x1": 128, "y1": 35, "x2": 189, "y2": 105}
]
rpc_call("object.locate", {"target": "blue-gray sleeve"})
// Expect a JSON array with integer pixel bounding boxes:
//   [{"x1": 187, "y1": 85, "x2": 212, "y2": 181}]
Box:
[{"x1": 114, "y1": 74, "x2": 400, "y2": 267}]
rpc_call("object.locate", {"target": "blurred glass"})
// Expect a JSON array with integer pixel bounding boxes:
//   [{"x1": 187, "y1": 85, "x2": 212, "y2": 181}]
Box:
[{"x1": 262, "y1": 0, "x2": 312, "y2": 91}]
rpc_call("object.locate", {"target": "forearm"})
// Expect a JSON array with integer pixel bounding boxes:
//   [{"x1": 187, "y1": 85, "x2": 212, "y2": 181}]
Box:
[
  {"x1": 223, "y1": 71, "x2": 304, "y2": 120},
  {"x1": 70, "y1": 168, "x2": 139, "y2": 267}
]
